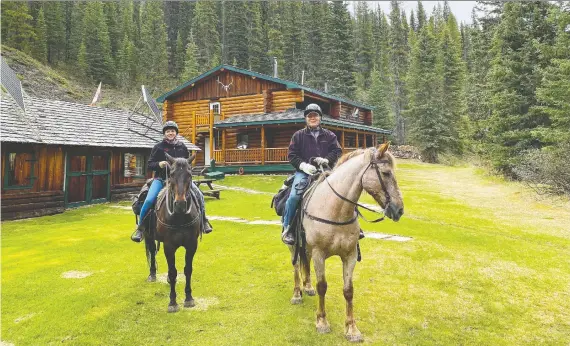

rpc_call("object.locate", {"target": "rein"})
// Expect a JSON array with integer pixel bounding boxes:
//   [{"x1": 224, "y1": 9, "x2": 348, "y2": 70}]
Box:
[{"x1": 303, "y1": 150, "x2": 390, "y2": 226}]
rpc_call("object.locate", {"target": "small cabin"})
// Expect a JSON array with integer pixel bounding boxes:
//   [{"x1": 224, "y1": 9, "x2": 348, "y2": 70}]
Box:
[
  {"x1": 0, "y1": 92, "x2": 197, "y2": 221},
  {"x1": 157, "y1": 65, "x2": 390, "y2": 173}
]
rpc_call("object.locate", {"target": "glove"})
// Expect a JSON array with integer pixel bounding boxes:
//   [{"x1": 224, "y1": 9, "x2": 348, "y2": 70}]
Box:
[
  {"x1": 313, "y1": 157, "x2": 329, "y2": 166},
  {"x1": 299, "y1": 162, "x2": 317, "y2": 175},
  {"x1": 159, "y1": 161, "x2": 169, "y2": 168}
]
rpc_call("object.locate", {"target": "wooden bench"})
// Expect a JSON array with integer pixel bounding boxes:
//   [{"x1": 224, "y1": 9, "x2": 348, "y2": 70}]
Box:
[{"x1": 202, "y1": 189, "x2": 221, "y2": 199}]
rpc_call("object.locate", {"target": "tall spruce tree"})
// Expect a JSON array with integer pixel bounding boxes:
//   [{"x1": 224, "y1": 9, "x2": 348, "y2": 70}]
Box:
[
  {"x1": 388, "y1": 1, "x2": 409, "y2": 144},
  {"x1": 267, "y1": 1, "x2": 285, "y2": 77},
  {"x1": 1, "y1": 2, "x2": 35, "y2": 55},
  {"x1": 68, "y1": 2, "x2": 85, "y2": 66},
  {"x1": 32, "y1": 8, "x2": 47, "y2": 63},
  {"x1": 192, "y1": 1, "x2": 221, "y2": 70},
  {"x1": 248, "y1": 1, "x2": 266, "y2": 73},
  {"x1": 407, "y1": 18, "x2": 448, "y2": 163},
  {"x1": 82, "y1": 1, "x2": 114, "y2": 83},
  {"x1": 354, "y1": 2, "x2": 374, "y2": 94},
  {"x1": 181, "y1": 32, "x2": 199, "y2": 82},
  {"x1": 139, "y1": 0, "x2": 169, "y2": 87},
  {"x1": 44, "y1": 2, "x2": 66, "y2": 64},
  {"x1": 225, "y1": 1, "x2": 249, "y2": 68},
  {"x1": 487, "y1": 2, "x2": 556, "y2": 175},
  {"x1": 326, "y1": 1, "x2": 356, "y2": 99}
]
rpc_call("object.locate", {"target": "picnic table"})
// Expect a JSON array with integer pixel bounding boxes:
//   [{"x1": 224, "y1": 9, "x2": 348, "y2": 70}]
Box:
[{"x1": 194, "y1": 179, "x2": 221, "y2": 199}]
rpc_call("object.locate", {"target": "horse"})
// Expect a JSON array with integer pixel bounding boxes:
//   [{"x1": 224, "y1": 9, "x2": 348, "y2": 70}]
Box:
[
  {"x1": 143, "y1": 153, "x2": 203, "y2": 313},
  {"x1": 287, "y1": 142, "x2": 404, "y2": 342}
]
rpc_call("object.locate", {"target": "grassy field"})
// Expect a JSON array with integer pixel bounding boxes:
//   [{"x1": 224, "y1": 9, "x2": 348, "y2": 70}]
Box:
[{"x1": 2, "y1": 160, "x2": 569, "y2": 345}]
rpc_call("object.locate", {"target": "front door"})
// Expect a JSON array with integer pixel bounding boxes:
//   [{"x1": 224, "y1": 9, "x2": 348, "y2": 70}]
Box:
[
  {"x1": 65, "y1": 151, "x2": 111, "y2": 207},
  {"x1": 205, "y1": 138, "x2": 211, "y2": 166}
]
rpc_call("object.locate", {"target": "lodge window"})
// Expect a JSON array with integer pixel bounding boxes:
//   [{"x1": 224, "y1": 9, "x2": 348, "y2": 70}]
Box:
[
  {"x1": 3, "y1": 151, "x2": 36, "y2": 189},
  {"x1": 124, "y1": 153, "x2": 146, "y2": 178},
  {"x1": 210, "y1": 102, "x2": 221, "y2": 115}
]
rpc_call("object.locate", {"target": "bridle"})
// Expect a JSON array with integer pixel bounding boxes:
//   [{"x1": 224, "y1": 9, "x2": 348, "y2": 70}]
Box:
[{"x1": 303, "y1": 149, "x2": 391, "y2": 226}]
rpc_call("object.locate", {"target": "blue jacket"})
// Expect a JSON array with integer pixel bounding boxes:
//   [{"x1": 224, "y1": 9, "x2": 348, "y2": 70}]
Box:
[{"x1": 288, "y1": 127, "x2": 342, "y2": 170}]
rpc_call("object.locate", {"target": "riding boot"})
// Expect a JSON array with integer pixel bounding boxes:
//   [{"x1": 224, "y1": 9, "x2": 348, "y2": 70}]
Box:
[
  {"x1": 203, "y1": 216, "x2": 213, "y2": 234},
  {"x1": 281, "y1": 225, "x2": 295, "y2": 245},
  {"x1": 131, "y1": 223, "x2": 145, "y2": 243},
  {"x1": 359, "y1": 229, "x2": 365, "y2": 240}
]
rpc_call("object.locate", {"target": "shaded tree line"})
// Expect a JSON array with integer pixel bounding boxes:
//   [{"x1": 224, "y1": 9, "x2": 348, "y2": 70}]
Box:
[{"x1": 2, "y1": 1, "x2": 568, "y2": 191}]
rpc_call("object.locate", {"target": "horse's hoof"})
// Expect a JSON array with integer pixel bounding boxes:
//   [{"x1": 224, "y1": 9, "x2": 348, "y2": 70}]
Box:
[
  {"x1": 304, "y1": 287, "x2": 316, "y2": 296},
  {"x1": 290, "y1": 296, "x2": 302, "y2": 305},
  {"x1": 316, "y1": 322, "x2": 331, "y2": 334},
  {"x1": 147, "y1": 275, "x2": 156, "y2": 282},
  {"x1": 345, "y1": 333, "x2": 363, "y2": 343},
  {"x1": 167, "y1": 304, "x2": 179, "y2": 313},
  {"x1": 184, "y1": 299, "x2": 195, "y2": 308}
]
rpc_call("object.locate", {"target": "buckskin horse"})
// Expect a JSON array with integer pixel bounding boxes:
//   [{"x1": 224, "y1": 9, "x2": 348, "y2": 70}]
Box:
[
  {"x1": 143, "y1": 153, "x2": 203, "y2": 312},
  {"x1": 287, "y1": 143, "x2": 404, "y2": 342}
]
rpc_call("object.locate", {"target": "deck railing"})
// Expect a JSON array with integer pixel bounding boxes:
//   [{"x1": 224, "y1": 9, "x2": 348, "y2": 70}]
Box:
[{"x1": 213, "y1": 148, "x2": 288, "y2": 164}]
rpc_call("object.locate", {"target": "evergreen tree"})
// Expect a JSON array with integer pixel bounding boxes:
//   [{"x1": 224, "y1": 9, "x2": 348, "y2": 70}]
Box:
[
  {"x1": 267, "y1": 1, "x2": 285, "y2": 77},
  {"x1": 44, "y1": 2, "x2": 66, "y2": 64},
  {"x1": 368, "y1": 67, "x2": 393, "y2": 131},
  {"x1": 82, "y1": 1, "x2": 114, "y2": 83},
  {"x1": 248, "y1": 1, "x2": 266, "y2": 73},
  {"x1": 68, "y1": 2, "x2": 85, "y2": 65},
  {"x1": 181, "y1": 32, "x2": 199, "y2": 82},
  {"x1": 326, "y1": 1, "x2": 356, "y2": 99},
  {"x1": 416, "y1": 1, "x2": 427, "y2": 31},
  {"x1": 1, "y1": 2, "x2": 35, "y2": 54},
  {"x1": 139, "y1": 0, "x2": 169, "y2": 87},
  {"x1": 116, "y1": 34, "x2": 136, "y2": 89},
  {"x1": 534, "y1": 3, "x2": 570, "y2": 145},
  {"x1": 388, "y1": 1, "x2": 409, "y2": 144},
  {"x1": 438, "y1": 12, "x2": 467, "y2": 154},
  {"x1": 192, "y1": 1, "x2": 221, "y2": 70},
  {"x1": 487, "y1": 2, "x2": 556, "y2": 175},
  {"x1": 225, "y1": 1, "x2": 249, "y2": 68},
  {"x1": 407, "y1": 19, "x2": 448, "y2": 163},
  {"x1": 303, "y1": 1, "x2": 328, "y2": 88},
  {"x1": 354, "y1": 2, "x2": 374, "y2": 93},
  {"x1": 103, "y1": 2, "x2": 121, "y2": 58},
  {"x1": 32, "y1": 8, "x2": 48, "y2": 63},
  {"x1": 77, "y1": 40, "x2": 88, "y2": 77}
]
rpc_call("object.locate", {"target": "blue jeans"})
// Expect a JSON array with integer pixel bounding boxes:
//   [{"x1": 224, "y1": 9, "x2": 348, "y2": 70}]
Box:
[
  {"x1": 139, "y1": 179, "x2": 164, "y2": 225},
  {"x1": 283, "y1": 171, "x2": 309, "y2": 228},
  {"x1": 138, "y1": 179, "x2": 207, "y2": 226}
]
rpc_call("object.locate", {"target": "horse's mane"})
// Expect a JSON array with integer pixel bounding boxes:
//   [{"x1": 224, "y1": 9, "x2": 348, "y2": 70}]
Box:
[{"x1": 334, "y1": 147, "x2": 396, "y2": 169}]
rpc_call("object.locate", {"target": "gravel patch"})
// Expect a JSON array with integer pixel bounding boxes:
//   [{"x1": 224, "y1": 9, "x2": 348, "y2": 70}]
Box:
[
  {"x1": 365, "y1": 232, "x2": 412, "y2": 242},
  {"x1": 61, "y1": 271, "x2": 93, "y2": 279}
]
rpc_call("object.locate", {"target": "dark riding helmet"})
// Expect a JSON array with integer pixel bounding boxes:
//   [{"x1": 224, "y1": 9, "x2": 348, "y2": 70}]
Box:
[
  {"x1": 304, "y1": 103, "x2": 323, "y2": 118},
  {"x1": 162, "y1": 120, "x2": 179, "y2": 134}
]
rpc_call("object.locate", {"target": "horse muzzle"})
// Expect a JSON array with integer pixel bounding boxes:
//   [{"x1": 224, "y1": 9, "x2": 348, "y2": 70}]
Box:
[
  {"x1": 385, "y1": 202, "x2": 404, "y2": 222},
  {"x1": 173, "y1": 200, "x2": 188, "y2": 214}
]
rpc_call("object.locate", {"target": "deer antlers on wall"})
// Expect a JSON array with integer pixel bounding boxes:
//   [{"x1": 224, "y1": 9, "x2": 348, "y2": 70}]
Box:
[{"x1": 216, "y1": 77, "x2": 233, "y2": 92}]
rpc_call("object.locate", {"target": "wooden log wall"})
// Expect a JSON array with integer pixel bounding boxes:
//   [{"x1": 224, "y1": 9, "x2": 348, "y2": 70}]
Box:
[
  {"x1": 221, "y1": 94, "x2": 264, "y2": 117},
  {"x1": 1, "y1": 191, "x2": 65, "y2": 221},
  {"x1": 270, "y1": 90, "x2": 303, "y2": 112}
]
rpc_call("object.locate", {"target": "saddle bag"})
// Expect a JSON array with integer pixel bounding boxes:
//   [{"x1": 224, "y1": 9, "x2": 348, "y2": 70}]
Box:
[
  {"x1": 132, "y1": 178, "x2": 154, "y2": 215},
  {"x1": 270, "y1": 174, "x2": 295, "y2": 217}
]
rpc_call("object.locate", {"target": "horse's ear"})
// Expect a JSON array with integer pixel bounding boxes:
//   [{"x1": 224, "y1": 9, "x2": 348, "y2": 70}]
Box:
[
  {"x1": 377, "y1": 141, "x2": 390, "y2": 157},
  {"x1": 165, "y1": 153, "x2": 175, "y2": 164},
  {"x1": 188, "y1": 153, "x2": 196, "y2": 164}
]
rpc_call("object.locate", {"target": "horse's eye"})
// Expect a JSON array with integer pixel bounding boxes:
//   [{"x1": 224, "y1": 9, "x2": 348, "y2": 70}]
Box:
[{"x1": 381, "y1": 171, "x2": 391, "y2": 177}]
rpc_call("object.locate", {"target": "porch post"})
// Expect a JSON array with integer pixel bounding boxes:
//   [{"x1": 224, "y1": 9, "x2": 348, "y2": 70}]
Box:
[
  {"x1": 192, "y1": 111, "x2": 197, "y2": 167},
  {"x1": 356, "y1": 132, "x2": 359, "y2": 149},
  {"x1": 341, "y1": 131, "x2": 345, "y2": 152},
  {"x1": 209, "y1": 109, "x2": 214, "y2": 165},
  {"x1": 261, "y1": 126, "x2": 266, "y2": 165},
  {"x1": 222, "y1": 129, "x2": 226, "y2": 164}
]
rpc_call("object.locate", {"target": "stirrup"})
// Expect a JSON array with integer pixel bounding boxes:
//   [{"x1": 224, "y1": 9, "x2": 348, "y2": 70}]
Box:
[
  {"x1": 131, "y1": 228, "x2": 144, "y2": 243},
  {"x1": 281, "y1": 226, "x2": 295, "y2": 245},
  {"x1": 203, "y1": 219, "x2": 213, "y2": 234}
]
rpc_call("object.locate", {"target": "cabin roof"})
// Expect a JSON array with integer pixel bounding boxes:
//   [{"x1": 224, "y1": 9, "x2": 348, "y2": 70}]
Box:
[
  {"x1": 215, "y1": 109, "x2": 391, "y2": 134},
  {"x1": 0, "y1": 92, "x2": 199, "y2": 150},
  {"x1": 156, "y1": 64, "x2": 374, "y2": 110}
]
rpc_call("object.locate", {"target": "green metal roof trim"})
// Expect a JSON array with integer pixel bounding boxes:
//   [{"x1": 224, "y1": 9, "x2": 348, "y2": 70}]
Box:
[{"x1": 156, "y1": 64, "x2": 374, "y2": 110}]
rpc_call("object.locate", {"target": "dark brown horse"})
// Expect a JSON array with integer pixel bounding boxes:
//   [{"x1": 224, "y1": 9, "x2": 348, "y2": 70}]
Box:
[{"x1": 144, "y1": 153, "x2": 202, "y2": 312}]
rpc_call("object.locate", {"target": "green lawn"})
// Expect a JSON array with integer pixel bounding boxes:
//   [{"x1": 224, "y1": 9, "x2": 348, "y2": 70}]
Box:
[{"x1": 2, "y1": 160, "x2": 569, "y2": 345}]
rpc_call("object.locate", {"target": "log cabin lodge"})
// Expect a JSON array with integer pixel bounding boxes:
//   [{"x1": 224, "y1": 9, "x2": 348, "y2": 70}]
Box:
[{"x1": 158, "y1": 64, "x2": 390, "y2": 173}]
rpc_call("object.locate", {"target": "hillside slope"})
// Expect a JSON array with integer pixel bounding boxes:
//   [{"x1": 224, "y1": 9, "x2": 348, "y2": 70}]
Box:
[{"x1": 1, "y1": 46, "x2": 141, "y2": 110}]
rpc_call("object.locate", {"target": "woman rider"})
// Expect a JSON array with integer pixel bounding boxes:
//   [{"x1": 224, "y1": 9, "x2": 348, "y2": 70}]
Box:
[{"x1": 131, "y1": 121, "x2": 213, "y2": 242}]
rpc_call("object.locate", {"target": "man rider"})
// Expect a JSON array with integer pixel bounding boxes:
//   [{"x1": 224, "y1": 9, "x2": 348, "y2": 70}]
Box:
[{"x1": 281, "y1": 104, "x2": 342, "y2": 245}]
